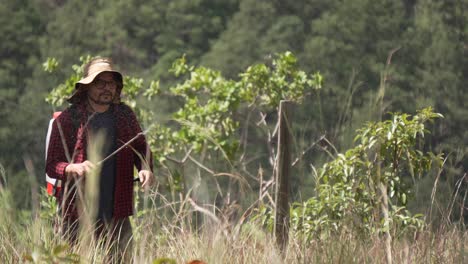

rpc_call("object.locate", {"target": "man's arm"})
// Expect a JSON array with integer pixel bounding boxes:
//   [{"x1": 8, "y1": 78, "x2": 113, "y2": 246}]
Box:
[
  {"x1": 128, "y1": 109, "x2": 154, "y2": 187},
  {"x1": 45, "y1": 114, "x2": 73, "y2": 181},
  {"x1": 46, "y1": 112, "x2": 95, "y2": 180}
]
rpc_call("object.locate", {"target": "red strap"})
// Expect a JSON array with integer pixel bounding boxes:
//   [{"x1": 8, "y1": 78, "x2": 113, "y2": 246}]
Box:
[{"x1": 53, "y1": 111, "x2": 62, "y2": 119}]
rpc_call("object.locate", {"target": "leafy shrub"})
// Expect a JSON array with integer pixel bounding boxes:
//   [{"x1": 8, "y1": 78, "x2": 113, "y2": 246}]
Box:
[{"x1": 254, "y1": 108, "x2": 443, "y2": 242}]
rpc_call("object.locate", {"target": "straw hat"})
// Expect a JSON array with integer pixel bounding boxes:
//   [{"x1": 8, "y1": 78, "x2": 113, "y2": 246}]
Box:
[{"x1": 68, "y1": 58, "x2": 123, "y2": 104}]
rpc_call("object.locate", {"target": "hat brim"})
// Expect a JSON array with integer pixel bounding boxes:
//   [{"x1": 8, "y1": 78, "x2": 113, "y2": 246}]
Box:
[{"x1": 76, "y1": 70, "x2": 122, "y2": 86}]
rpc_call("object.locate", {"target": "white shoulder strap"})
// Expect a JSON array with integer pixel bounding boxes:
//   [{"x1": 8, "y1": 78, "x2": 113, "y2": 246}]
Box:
[{"x1": 45, "y1": 113, "x2": 63, "y2": 187}]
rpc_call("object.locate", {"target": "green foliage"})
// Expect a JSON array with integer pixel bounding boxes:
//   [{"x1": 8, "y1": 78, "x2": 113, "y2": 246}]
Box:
[
  {"x1": 39, "y1": 188, "x2": 58, "y2": 222},
  {"x1": 42, "y1": 58, "x2": 59, "y2": 73},
  {"x1": 239, "y1": 51, "x2": 322, "y2": 107},
  {"x1": 253, "y1": 108, "x2": 443, "y2": 242},
  {"x1": 152, "y1": 51, "x2": 321, "y2": 161},
  {"x1": 143, "y1": 80, "x2": 161, "y2": 100},
  {"x1": 45, "y1": 55, "x2": 92, "y2": 107},
  {"x1": 153, "y1": 258, "x2": 177, "y2": 264},
  {"x1": 0, "y1": 0, "x2": 46, "y2": 175},
  {"x1": 202, "y1": 0, "x2": 278, "y2": 77},
  {"x1": 290, "y1": 108, "x2": 443, "y2": 241},
  {"x1": 23, "y1": 244, "x2": 80, "y2": 264}
]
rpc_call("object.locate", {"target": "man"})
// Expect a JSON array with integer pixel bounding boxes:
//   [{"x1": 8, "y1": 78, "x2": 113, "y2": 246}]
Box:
[{"x1": 46, "y1": 57, "x2": 153, "y2": 257}]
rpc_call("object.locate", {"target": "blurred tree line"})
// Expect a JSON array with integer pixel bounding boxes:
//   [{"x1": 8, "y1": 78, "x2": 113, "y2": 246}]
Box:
[{"x1": 0, "y1": 0, "x2": 466, "y2": 222}]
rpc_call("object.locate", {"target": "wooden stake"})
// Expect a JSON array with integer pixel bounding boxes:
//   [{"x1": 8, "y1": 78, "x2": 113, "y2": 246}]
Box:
[{"x1": 274, "y1": 100, "x2": 293, "y2": 252}]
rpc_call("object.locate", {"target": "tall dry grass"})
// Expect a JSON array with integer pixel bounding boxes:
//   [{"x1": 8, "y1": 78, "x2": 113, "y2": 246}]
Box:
[
  {"x1": 2, "y1": 132, "x2": 467, "y2": 263},
  {"x1": 1, "y1": 173, "x2": 467, "y2": 263}
]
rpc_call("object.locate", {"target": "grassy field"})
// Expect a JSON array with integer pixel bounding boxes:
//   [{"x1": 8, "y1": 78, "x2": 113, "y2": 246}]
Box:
[
  {"x1": 1, "y1": 183, "x2": 467, "y2": 264},
  {"x1": 1, "y1": 108, "x2": 466, "y2": 263}
]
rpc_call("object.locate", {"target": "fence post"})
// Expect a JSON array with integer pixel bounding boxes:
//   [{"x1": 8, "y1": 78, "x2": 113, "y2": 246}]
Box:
[{"x1": 274, "y1": 100, "x2": 293, "y2": 251}]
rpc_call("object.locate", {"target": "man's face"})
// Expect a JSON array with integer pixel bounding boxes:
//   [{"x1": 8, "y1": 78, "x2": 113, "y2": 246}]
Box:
[{"x1": 87, "y1": 72, "x2": 118, "y2": 105}]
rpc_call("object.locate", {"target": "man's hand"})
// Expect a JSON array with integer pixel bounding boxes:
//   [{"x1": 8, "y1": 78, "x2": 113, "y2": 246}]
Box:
[
  {"x1": 65, "y1": 160, "x2": 95, "y2": 178},
  {"x1": 138, "y1": 170, "x2": 154, "y2": 188}
]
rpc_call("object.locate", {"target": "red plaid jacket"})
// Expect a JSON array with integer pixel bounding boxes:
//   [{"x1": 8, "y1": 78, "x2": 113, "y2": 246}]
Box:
[{"x1": 46, "y1": 102, "x2": 152, "y2": 221}]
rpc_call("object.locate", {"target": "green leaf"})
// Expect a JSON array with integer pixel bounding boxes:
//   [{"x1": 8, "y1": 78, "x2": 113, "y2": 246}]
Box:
[
  {"x1": 53, "y1": 244, "x2": 69, "y2": 255},
  {"x1": 43, "y1": 57, "x2": 59, "y2": 73},
  {"x1": 22, "y1": 254, "x2": 34, "y2": 262},
  {"x1": 153, "y1": 257, "x2": 177, "y2": 264}
]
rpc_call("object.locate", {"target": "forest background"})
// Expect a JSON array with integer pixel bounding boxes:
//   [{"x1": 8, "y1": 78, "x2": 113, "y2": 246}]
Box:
[{"x1": 0, "y1": 0, "x2": 467, "y2": 261}]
